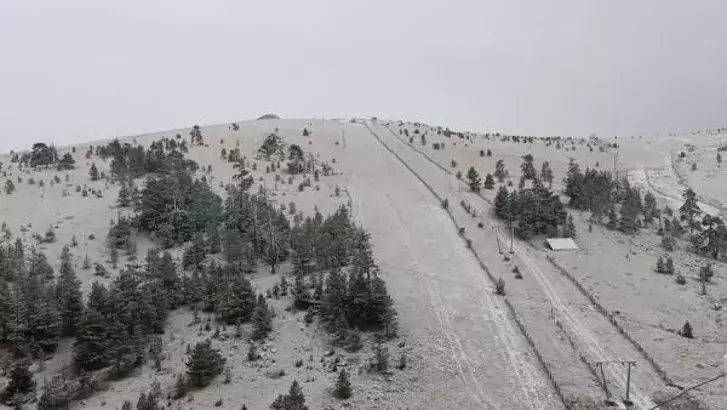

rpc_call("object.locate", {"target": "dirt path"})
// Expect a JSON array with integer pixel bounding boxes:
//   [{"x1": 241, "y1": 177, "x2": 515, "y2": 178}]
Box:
[
  {"x1": 368, "y1": 121, "x2": 663, "y2": 409},
  {"x1": 339, "y1": 122, "x2": 559, "y2": 409}
]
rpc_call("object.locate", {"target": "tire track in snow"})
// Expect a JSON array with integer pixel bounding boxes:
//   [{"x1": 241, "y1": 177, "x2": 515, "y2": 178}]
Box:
[
  {"x1": 365, "y1": 122, "x2": 555, "y2": 409},
  {"x1": 371, "y1": 122, "x2": 657, "y2": 408},
  {"x1": 381, "y1": 192, "x2": 496, "y2": 409},
  {"x1": 464, "y1": 196, "x2": 656, "y2": 409}
]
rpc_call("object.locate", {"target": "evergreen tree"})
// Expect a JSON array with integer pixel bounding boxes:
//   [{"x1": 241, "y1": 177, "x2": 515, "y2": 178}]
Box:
[
  {"x1": 223, "y1": 227, "x2": 246, "y2": 267},
  {"x1": 4, "y1": 179, "x2": 15, "y2": 194},
  {"x1": 333, "y1": 369, "x2": 352, "y2": 399},
  {"x1": 270, "y1": 380, "x2": 309, "y2": 410},
  {"x1": 252, "y1": 294, "x2": 273, "y2": 340},
  {"x1": 87, "y1": 282, "x2": 109, "y2": 313},
  {"x1": 0, "y1": 360, "x2": 35, "y2": 404},
  {"x1": 110, "y1": 245, "x2": 119, "y2": 268},
  {"x1": 28, "y1": 248, "x2": 54, "y2": 281},
  {"x1": 656, "y1": 256, "x2": 665, "y2": 273},
  {"x1": 697, "y1": 215, "x2": 727, "y2": 259},
  {"x1": 540, "y1": 161, "x2": 554, "y2": 188},
  {"x1": 89, "y1": 163, "x2": 100, "y2": 181},
  {"x1": 367, "y1": 274, "x2": 397, "y2": 335},
  {"x1": 321, "y1": 268, "x2": 349, "y2": 332},
  {"x1": 117, "y1": 179, "x2": 131, "y2": 207},
  {"x1": 32, "y1": 283, "x2": 63, "y2": 354},
  {"x1": 606, "y1": 204, "x2": 619, "y2": 230},
  {"x1": 186, "y1": 339, "x2": 226, "y2": 388},
  {"x1": 215, "y1": 270, "x2": 256, "y2": 325},
  {"x1": 680, "y1": 321, "x2": 693, "y2": 338},
  {"x1": 494, "y1": 159, "x2": 508, "y2": 182},
  {"x1": 374, "y1": 343, "x2": 389, "y2": 372},
  {"x1": 292, "y1": 272, "x2": 309, "y2": 310},
  {"x1": 183, "y1": 233, "x2": 207, "y2": 270},
  {"x1": 208, "y1": 224, "x2": 222, "y2": 254},
  {"x1": 0, "y1": 280, "x2": 12, "y2": 341},
  {"x1": 73, "y1": 309, "x2": 111, "y2": 371},
  {"x1": 483, "y1": 173, "x2": 495, "y2": 189},
  {"x1": 155, "y1": 251, "x2": 181, "y2": 309},
  {"x1": 494, "y1": 185, "x2": 509, "y2": 220},
  {"x1": 665, "y1": 256, "x2": 675, "y2": 275},
  {"x1": 643, "y1": 191, "x2": 657, "y2": 225},
  {"x1": 562, "y1": 214, "x2": 576, "y2": 238},
  {"x1": 57, "y1": 245, "x2": 83, "y2": 336},
  {"x1": 520, "y1": 154, "x2": 537, "y2": 180},
  {"x1": 136, "y1": 380, "x2": 162, "y2": 410},
  {"x1": 680, "y1": 188, "x2": 702, "y2": 235}
]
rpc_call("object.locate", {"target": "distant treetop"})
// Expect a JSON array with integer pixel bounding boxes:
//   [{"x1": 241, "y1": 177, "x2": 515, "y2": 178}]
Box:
[{"x1": 257, "y1": 113, "x2": 281, "y2": 120}]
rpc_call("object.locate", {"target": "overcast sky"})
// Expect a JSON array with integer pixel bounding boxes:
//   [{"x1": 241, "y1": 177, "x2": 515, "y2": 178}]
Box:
[{"x1": 1, "y1": 1, "x2": 726, "y2": 152}]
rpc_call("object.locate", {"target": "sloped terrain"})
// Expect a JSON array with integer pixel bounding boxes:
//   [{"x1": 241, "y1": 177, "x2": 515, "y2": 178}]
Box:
[{"x1": 1, "y1": 117, "x2": 726, "y2": 410}]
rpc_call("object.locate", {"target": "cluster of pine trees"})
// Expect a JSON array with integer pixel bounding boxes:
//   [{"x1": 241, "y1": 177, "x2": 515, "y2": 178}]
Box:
[
  {"x1": 0, "y1": 243, "x2": 82, "y2": 359},
  {"x1": 487, "y1": 155, "x2": 570, "y2": 239},
  {"x1": 0, "y1": 126, "x2": 400, "y2": 407},
  {"x1": 563, "y1": 159, "x2": 662, "y2": 234},
  {"x1": 97, "y1": 137, "x2": 194, "y2": 179},
  {"x1": 563, "y1": 158, "x2": 727, "y2": 260}
]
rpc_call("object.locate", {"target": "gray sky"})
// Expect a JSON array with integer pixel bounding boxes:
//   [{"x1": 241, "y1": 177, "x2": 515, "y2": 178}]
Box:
[{"x1": 2, "y1": 0, "x2": 726, "y2": 152}]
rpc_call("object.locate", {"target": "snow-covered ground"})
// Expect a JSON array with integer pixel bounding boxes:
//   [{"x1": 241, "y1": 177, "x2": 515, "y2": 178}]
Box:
[{"x1": 2, "y1": 117, "x2": 727, "y2": 409}]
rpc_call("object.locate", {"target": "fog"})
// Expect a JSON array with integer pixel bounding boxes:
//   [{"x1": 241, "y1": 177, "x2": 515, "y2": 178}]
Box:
[{"x1": 1, "y1": 0, "x2": 726, "y2": 152}]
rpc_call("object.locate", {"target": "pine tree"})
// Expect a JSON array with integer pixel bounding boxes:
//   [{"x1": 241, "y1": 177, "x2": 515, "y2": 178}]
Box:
[
  {"x1": 321, "y1": 268, "x2": 348, "y2": 332},
  {"x1": 183, "y1": 233, "x2": 207, "y2": 270},
  {"x1": 665, "y1": 256, "x2": 675, "y2": 275},
  {"x1": 606, "y1": 204, "x2": 618, "y2": 230},
  {"x1": 208, "y1": 224, "x2": 222, "y2": 254},
  {"x1": 483, "y1": 173, "x2": 495, "y2": 189},
  {"x1": 0, "y1": 280, "x2": 12, "y2": 341},
  {"x1": 0, "y1": 360, "x2": 36, "y2": 404},
  {"x1": 656, "y1": 256, "x2": 665, "y2": 273},
  {"x1": 117, "y1": 179, "x2": 131, "y2": 207},
  {"x1": 292, "y1": 272, "x2": 309, "y2": 310},
  {"x1": 57, "y1": 246, "x2": 83, "y2": 336},
  {"x1": 136, "y1": 380, "x2": 162, "y2": 410},
  {"x1": 28, "y1": 248, "x2": 54, "y2": 281},
  {"x1": 494, "y1": 159, "x2": 508, "y2": 182},
  {"x1": 520, "y1": 154, "x2": 537, "y2": 180},
  {"x1": 155, "y1": 251, "x2": 181, "y2": 309},
  {"x1": 87, "y1": 282, "x2": 109, "y2": 313},
  {"x1": 367, "y1": 274, "x2": 397, "y2": 336},
  {"x1": 643, "y1": 191, "x2": 657, "y2": 225},
  {"x1": 32, "y1": 283, "x2": 63, "y2": 354},
  {"x1": 374, "y1": 343, "x2": 389, "y2": 372},
  {"x1": 333, "y1": 369, "x2": 352, "y2": 399},
  {"x1": 223, "y1": 227, "x2": 246, "y2": 267},
  {"x1": 251, "y1": 295, "x2": 273, "y2": 340},
  {"x1": 540, "y1": 161, "x2": 554, "y2": 188},
  {"x1": 216, "y1": 273, "x2": 256, "y2": 325},
  {"x1": 562, "y1": 214, "x2": 576, "y2": 238},
  {"x1": 270, "y1": 380, "x2": 309, "y2": 410},
  {"x1": 186, "y1": 339, "x2": 226, "y2": 388},
  {"x1": 73, "y1": 309, "x2": 111, "y2": 371},
  {"x1": 89, "y1": 163, "x2": 99, "y2": 181},
  {"x1": 680, "y1": 188, "x2": 702, "y2": 235},
  {"x1": 4, "y1": 179, "x2": 15, "y2": 194},
  {"x1": 680, "y1": 321, "x2": 693, "y2": 338},
  {"x1": 494, "y1": 185, "x2": 509, "y2": 220}
]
